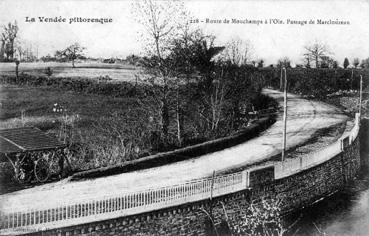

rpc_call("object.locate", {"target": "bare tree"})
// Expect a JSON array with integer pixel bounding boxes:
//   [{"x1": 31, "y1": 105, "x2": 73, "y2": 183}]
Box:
[
  {"x1": 303, "y1": 41, "x2": 331, "y2": 68},
  {"x1": 132, "y1": 0, "x2": 186, "y2": 59},
  {"x1": 132, "y1": 0, "x2": 187, "y2": 143},
  {"x1": 277, "y1": 57, "x2": 291, "y2": 68},
  {"x1": 55, "y1": 43, "x2": 85, "y2": 67},
  {"x1": 223, "y1": 37, "x2": 253, "y2": 65}
]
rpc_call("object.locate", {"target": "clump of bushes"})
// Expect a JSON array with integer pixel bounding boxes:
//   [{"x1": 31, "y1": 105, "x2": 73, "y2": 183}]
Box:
[
  {"x1": 264, "y1": 68, "x2": 369, "y2": 99},
  {"x1": 44, "y1": 67, "x2": 53, "y2": 76},
  {"x1": 96, "y1": 75, "x2": 112, "y2": 82}
]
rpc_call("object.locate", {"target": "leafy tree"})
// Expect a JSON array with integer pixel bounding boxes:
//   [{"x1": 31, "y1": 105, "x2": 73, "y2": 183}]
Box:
[
  {"x1": 55, "y1": 43, "x2": 85, "y2": 67},
  {"x1": 353, "y1": 58, "x2": 360, "y2": 68},
  {"x1": 168, "y1": 29, "x2": 226, "y2": 137},
  {"x1": 16, "y1": 43, "x2": 26, "y2": 61},
  {"x1": 332, "y1": 60, "x2": 338, "y2": 69},
  {"x1": 343, "y1": 57, "x2": 350, "y2": 69},
  {"x1": 125, "y1": 54, "x2": 141, "y2": 65},
  {"x1": 361, "y1": 58, "x2": 369, "y2": 68},
  {"x1": 257, "y1": 59, "x2": 264, "y2": 68},
  {"x1": 320, "y1": 56, "x2": 336, "y2": 68},
  {"x1": 303, "y1": 53, "x2": 311, "y2": 68},
  {"x1": 1, "y1": 21, "x2": 18, "y2": 61}
]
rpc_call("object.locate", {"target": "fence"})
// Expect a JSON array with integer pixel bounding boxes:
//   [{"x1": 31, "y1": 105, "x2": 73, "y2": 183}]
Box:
[
  {"x1": 0, "y1": 113, "x2": 361, "y2": 235},
  {"x1": 0, "y1": 170, "x2": 247, "y2": 235},
  {"x1": 275, "y1": 113, "x2": 360, "y2": 179}
]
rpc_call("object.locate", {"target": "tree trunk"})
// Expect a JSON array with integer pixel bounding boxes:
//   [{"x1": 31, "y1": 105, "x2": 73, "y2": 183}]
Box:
[
  {"x1": 161, "y1": 83, "x2": 169, "y2": 145},
  {"x1": 315, "y1": 54, "x2": 319, "y2": 68},
  {"x1": 0, "y1": 41, "x2": 4, "y2": 61},
  {"x1": 15, "y1": 60, "x2": 19, "y2": 79},
  {"x1": 176, "y1": 88, "x2": 183, "y2": 146},
  {"x1": 72, "y1": 59, "x2": 75, "y2": 68},
  {"x1": 9, "y1": 39, "x2": 15, "y2": 61},
  {"x1": 161, "y1": 98, "x2": 169, "y2": 144}
]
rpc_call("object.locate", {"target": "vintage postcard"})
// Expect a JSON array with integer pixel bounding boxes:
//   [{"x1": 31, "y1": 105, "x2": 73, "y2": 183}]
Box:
[{"x1": 0, "y1": 0, "x2": 368, "y2": 235}]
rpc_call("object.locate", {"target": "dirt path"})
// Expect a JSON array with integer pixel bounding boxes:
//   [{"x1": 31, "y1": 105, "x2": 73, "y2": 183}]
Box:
[{"x1": 0, "y1": 89, "x2": 349, "y2": 212}]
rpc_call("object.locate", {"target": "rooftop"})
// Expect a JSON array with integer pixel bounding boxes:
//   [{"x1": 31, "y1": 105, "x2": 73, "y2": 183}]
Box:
[{"x1": 0, "y1": 127, "x2": 65, "y2": 154}]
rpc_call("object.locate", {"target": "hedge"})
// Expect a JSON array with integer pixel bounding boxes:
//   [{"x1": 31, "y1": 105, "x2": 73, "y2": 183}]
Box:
[
  {"x1": 0, "y1": 73, "x2": 151, "y2": 98},
  {"x1": 263, "y1": 68, "x2": 369, "y2": 99}
]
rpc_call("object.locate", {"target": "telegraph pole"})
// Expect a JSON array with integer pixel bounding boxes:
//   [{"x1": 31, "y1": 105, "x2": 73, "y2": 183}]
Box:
[
  {"x1": 359, "y1": 75, "x2": 363, "y2": 117},
  {"x1": 281, "y1": 67, "x2": 287, "y2": 161},
  {"x1": 280, "y1": 67, "x2": 283, "y2": 91}
]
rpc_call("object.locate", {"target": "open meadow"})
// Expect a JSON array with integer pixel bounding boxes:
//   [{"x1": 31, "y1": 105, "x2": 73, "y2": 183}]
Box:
[{"x1": 0, "y1": 62, "x2": 139, "y2": 81}]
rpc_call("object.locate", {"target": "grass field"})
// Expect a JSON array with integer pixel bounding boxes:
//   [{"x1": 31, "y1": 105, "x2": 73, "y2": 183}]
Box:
[
  {"x1": 0, "y1": 62, "x2": 139, "y2": 81},
  {"x1": 0, "y1": 84, "x2": 150, "y2": 170}
]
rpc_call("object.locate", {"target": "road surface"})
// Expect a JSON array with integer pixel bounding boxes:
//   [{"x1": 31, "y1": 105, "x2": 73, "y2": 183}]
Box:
[{"x1": 0, "y1": 89, "x2": 349, "y2": 212}]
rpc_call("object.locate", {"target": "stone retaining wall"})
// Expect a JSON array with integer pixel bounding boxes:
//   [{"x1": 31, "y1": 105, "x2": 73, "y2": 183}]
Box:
[{"x1": 29, "y1": 132, "x2": 361, "y2": 236}]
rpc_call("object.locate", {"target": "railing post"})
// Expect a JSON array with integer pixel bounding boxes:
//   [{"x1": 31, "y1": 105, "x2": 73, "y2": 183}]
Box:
[
  {"x1": 9, "y1": 213, "x2": 11, "y2": 229},
  {"x1": 241, "y1": 170, "x2": 248, "y2": 189}
]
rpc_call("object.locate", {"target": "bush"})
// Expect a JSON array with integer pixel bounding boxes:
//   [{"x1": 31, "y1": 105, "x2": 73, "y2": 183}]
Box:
[
  {"x1": 264, "y1": 68, "x2": 369, "y2": 99},
  {"x1": 45, "y1": 67, "x2": 53, "y2": 76}
]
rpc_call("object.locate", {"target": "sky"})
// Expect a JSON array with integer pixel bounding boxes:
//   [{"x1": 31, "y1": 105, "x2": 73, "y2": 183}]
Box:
[{"x1": 0, "y1": 0, "x2": 369, "y2": 65}]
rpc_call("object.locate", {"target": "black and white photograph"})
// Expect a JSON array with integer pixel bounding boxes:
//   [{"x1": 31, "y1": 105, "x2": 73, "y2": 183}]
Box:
[{"x1": 0, "y1": 0, "x2": 369, "y2": 235}]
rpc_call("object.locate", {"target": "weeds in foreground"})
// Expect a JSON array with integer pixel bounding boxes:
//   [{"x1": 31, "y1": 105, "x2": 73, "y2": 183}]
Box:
[{"x1": 203, "y1": 198, "x2": 302, "y2": 236}]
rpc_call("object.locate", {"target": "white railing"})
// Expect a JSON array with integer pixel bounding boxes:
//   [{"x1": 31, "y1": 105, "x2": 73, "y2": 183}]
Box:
[
  {"x1": 275, "y1": 113, "x2": 360, "y2": 179},
  {"x1": 0, "y1": 113, "x2": 361, "y2": 235},
  {"x1": 0, "y1": 170, "x2": 248, "y2": 235}
]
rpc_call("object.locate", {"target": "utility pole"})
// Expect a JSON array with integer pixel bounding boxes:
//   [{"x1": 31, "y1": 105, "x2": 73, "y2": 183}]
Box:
[
  {"x1": 210, "y1": 170, "x2": 215, "y2": 215},
  {"x1": 281, "y1": 67, "x2": 287, "y2": 161},
  {"x1": 351, "y1": 69, "x2": 354, "y2": 90},
  {"x1": 359, "y1": 75, "x2": 363, "y2": 117},
  {"x1": 280, "y1": 67, "x2": 283, "y2": 91}
]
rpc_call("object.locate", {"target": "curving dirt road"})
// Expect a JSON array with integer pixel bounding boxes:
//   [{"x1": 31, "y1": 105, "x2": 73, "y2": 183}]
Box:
[{"x1": 0, "y1": 89, "x2": 349, "y2": 212}]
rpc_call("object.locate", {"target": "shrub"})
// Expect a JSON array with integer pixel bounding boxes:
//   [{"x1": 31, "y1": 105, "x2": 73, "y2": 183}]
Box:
[
  {"x1": 0, "y1": 74, "x2": 150, "y2": 99},
  {"x1": 264, "y1": 68, "x2": 369, "y2": 99},
  {"x1": 45, "y1": 67, "x2": 53, "y2": 76}
]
